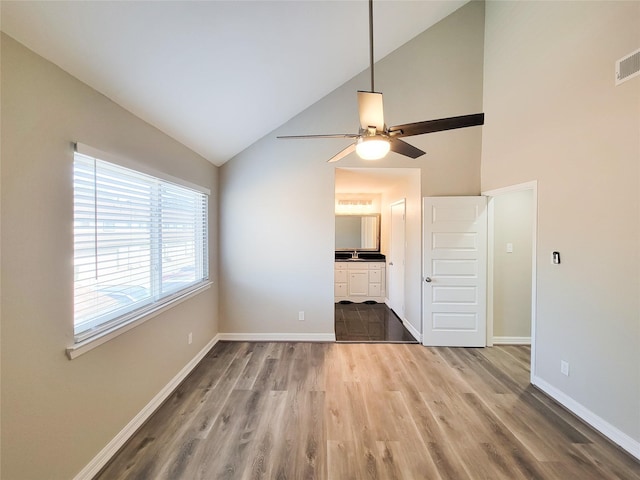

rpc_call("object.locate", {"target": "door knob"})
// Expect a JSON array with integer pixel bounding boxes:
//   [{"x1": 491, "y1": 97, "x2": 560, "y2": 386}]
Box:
[
  {"x1": 425, "y1": 276, "x2": 432, "y2": 282},
  {"x1": 389, "y1": 262, "x2": 394, "y2": 266}
]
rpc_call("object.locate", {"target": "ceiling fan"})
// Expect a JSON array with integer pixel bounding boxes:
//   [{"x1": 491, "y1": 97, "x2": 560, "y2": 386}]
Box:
[{"x1": 277, "y1": 0, "x2": 484, "y2": 163}]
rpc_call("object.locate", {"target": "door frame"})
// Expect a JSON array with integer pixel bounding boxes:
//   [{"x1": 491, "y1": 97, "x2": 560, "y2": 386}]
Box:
[{"x1": 482, "y1": 181, "x2": 538, "y2": 382}]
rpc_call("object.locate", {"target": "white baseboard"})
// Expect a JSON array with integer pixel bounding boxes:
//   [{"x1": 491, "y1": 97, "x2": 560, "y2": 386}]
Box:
[
  {"x1": 493, "y1": 336, "x2": 531, "y2": 345},
  {"x1": 532, "y1": 375, "x2": 640, "y2": 461},
  {"x1": 218, "y1": 332, "x2": 336, "y2": 342},
  {"x1": 72, "y1": 334, "x2": 222, "y2": 480},
  {"x1": 402, "y1": 319, "x2": 422, "y2": 343},
  {"x1": 384, "y1": 299, "x2": 422, "y2": 343}
]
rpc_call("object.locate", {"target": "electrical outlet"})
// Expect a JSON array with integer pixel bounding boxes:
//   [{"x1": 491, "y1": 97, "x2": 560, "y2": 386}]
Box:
[
  {"x1": 298, "y1": 311, "x2": 305, "y2": 321},
  {"x1": 188, "y1": 332, "x2": 193, "y2": 345},
  {"x1": 560, "y1": 360, "x2": 569, "y2": 376}
]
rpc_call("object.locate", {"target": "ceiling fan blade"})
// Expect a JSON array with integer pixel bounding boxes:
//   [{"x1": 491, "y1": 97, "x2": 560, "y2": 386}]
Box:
[
  {"x1": 389, "y1": 138, "x2": 425, "y2": 159},
  {"x1": 327, "y1": 143, "x2": 357, "y2": 163},
  {"x1": 357, "y1": 91, "x2": 385, "y2": 131},
  {"x1": 277, "y1": 133, "x2": 359, "y2": 139},
  {"x1": 388, "y1": 113, "x2": 484, "y2": 138}
]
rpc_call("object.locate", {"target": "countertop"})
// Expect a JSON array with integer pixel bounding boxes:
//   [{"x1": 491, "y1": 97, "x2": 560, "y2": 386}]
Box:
[{"x1": 335, "y1": 253, "x2": 386, "y2": 262}]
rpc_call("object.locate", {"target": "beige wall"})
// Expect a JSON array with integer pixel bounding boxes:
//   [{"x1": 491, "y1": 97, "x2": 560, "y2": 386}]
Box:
[
  {"x1": 492, "y1": 189, "x2": 533, "y2": 339},
  {"x1": 219, "y1": 1, "x2": 484, "y2": 336},
  {"x1": 1, "y1": 35, "x2": 219, "y2": 479},
  {"x1": 482, "y1": 0, "x2": 639, "y2": 443}
]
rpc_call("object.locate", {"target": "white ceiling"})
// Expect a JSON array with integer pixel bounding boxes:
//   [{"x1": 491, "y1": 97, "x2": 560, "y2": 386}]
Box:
[{"x1": 1, "y1": 0, "x2": 467, "y2": 166}]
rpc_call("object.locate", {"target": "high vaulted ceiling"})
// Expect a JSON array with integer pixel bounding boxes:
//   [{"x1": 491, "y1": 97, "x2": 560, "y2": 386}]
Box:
[{"x1": 1, "y1": 0, "x2": 467, "y2": 166}]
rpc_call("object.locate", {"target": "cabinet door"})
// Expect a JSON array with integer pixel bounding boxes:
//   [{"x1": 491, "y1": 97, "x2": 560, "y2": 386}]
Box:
[{"x1": 349, "y1": 271, "x2": 369, "y2": 296}]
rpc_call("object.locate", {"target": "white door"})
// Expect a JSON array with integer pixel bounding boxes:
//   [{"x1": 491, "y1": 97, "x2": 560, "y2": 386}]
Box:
[
  {"x1": 388, "y1": 200, "x2": 405, "y2": 317},
  {"x1": 422, "y1": 196, "x2": 487, "y2": 347}
]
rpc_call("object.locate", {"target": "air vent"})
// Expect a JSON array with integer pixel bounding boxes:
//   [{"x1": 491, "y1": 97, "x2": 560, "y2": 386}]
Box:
[{"x1": 616, "y1": 48, "x2": 640, "y2": 85}]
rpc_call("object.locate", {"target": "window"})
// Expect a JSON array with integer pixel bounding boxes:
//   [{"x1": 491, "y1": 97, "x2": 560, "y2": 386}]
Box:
[{"x1": 73, "y1": 149, "x2": 208, "y2": 343}]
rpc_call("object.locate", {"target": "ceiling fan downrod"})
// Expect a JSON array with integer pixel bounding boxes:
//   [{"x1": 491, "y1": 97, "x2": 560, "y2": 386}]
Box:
[{"x1": 368, "y1": 0, "x2": 375, "y2": 93}]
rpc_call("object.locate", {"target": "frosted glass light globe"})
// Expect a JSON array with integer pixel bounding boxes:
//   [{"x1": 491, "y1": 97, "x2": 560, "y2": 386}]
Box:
[{"x1": 356, "y1": 137, "x2": 390, "y2": 160}]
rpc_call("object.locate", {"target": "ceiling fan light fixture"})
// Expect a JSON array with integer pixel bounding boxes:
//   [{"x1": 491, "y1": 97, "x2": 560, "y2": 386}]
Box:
[{"x1": 356, "y1": 136, "x2": 390, "y2": 160}]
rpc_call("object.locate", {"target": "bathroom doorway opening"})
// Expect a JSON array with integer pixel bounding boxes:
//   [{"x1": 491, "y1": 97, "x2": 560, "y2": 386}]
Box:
[
  {"x1": 483, "y1": 181, "x2": 537, "y2": 381},
  {"x1": 334, "y1": 167, "x2": 421, "y2": 343}
]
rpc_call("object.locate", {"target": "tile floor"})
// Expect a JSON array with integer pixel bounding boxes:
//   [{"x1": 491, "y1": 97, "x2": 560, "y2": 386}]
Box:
[{"x1": 334, "y1": 302, "x2": 418, "y2": 342}]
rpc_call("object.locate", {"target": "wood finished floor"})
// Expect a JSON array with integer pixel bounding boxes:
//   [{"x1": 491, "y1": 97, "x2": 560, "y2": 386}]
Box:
[{"x1": 96, "y1": 342, "x2": 640, "y2": 479}]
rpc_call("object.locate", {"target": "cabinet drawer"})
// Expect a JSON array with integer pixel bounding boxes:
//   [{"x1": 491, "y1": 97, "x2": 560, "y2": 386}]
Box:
[
  {"x1": 335, "y1": 262, "x2": 348, "y2": 270},
  {"x1": 369, "y1": 269, "x2": 382, "y2": 283},
  {"x1": 369, "y1": 283, "x2": 381, "y2": 297},
  {"x1": 335, "y1": 269, "x2": 348, "y2": 283},
  {"x1": 369, "y1": 262, "x2": 384, "y2": 270},
  {"x1": 335, "y1": 283, "x2": 347, "y2": 297},
  {"x1": 347, "y1": 261, "x2": 368, "y2": 270}
]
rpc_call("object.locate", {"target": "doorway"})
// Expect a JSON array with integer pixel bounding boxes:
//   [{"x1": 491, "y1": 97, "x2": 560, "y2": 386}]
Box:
[
  {"x1": 484, "y1": 181, "x2": 537, "y2": 381},
  {"x1": 334, "y1": 167, "x2": 421, "y2": 343}
]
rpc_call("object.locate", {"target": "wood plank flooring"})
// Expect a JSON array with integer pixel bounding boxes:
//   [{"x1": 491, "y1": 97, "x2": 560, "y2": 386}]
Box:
[{"x1": 96, "y1": 342, "x2": 640, "y2": 479}]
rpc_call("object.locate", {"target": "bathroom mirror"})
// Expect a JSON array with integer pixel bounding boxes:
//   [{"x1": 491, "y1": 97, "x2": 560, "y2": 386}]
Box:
[{"x1": 335, "y1": 214, "x2": 380, "y2": 251}]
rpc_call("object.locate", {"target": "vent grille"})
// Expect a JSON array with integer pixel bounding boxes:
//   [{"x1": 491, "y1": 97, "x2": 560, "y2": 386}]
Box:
[{"x1": 616, "y1": 48, "x2": 640, "y2": 85}]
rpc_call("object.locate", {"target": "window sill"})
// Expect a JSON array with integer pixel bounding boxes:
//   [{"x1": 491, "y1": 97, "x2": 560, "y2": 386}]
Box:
[{"x1": 66, "y1": 281, "x2": 212, "y2": 360}]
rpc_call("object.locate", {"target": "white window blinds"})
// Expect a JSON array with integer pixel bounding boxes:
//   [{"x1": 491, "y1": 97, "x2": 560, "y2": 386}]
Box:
[{"x1": 73, "y1": 150, "x2": 208, "y2": 341}]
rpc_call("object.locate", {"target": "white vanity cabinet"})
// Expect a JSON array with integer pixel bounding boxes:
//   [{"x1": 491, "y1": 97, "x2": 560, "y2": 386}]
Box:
[{"x1": 334, "y1": 261, "x2": 385, "y2": 303}]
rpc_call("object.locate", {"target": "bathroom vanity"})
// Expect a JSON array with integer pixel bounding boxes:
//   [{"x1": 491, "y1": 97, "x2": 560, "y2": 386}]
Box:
[
  {"x1": 334, "y1": 254, "x2": 386, "y2": 303},
  {"x1": 334, "y1": 212, "x2": 385, "y2": 303}
]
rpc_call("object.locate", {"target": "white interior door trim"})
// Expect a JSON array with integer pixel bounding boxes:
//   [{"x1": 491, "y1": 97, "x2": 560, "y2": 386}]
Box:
[{"x1": 482, "y1": 181, "x2": 538, "y2": 383}]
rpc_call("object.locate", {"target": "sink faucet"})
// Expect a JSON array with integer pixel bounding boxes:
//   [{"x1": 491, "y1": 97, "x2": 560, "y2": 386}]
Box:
[{"x1": 352, "y1": 250, "x2": 358, "y2": 259}]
